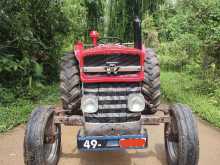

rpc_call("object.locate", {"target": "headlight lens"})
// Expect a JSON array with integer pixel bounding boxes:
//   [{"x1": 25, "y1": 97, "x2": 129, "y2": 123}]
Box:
[
  {"x1": 81, "y1": 95, "x2": 98, "y2": 113},
  {"x1": 128, "y1": 93, "x2": 145, "y2": 112}
]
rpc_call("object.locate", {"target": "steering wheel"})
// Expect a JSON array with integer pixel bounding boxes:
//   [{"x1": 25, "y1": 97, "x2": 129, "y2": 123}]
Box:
[{"x1": 98, "y1": 37, "x2": 122, "y2": 44}]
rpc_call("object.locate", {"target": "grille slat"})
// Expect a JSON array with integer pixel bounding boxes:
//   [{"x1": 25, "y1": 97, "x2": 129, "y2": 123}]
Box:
[
  {"x1": 99, "y1": 104, "x2": 127, "y2": 110},
  {"x1": 99, "y1": 100, "x2": 127, "y2": 105},
  {"x1": 85, "y1": 116, "x2": 141, "y2": 123},
  {"x1": 84, "y1": 113, "x2": 140, "y2": 118},
  {"x1": 83, "y1": 87, "x2": 141, "y2": 93}
]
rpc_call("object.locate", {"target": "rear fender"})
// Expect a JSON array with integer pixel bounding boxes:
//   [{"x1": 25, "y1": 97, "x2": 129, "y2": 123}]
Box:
[{"x1": 74, "y1": 41, "x2": 84, "y2": 63}]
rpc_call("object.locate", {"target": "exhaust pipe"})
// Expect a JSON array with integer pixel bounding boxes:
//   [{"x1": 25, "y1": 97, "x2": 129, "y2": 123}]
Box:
[
  {"x1": 134, "y1": 0, "x2": 142, "y2": 49},
  {"x1": 134, "y1": 16, "x2": 142, "y2": 50}
]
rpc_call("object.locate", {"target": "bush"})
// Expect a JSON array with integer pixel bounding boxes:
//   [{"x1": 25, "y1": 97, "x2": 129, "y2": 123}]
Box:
[
  {"x1": 0, "y1": 0, "x2": 70, "y2": 86},
  {"x1": 61, "y1": 0, "x2": 87, "y2": 50},
  {"x1": 157, "y1": 0, "x2": 220, "y2": 75},
  {"x1": 0, "y1": 84, "x2": 59, "y2": 133},
  {"x1": 158, "y1": 33, "x2": 202, "y2": 72},
  {"x1": 142, "y1": 14, "x2": 159, "y2": 48},
  {"x1": 161, "y1": 71, "x2": 220, "y2": 127}
]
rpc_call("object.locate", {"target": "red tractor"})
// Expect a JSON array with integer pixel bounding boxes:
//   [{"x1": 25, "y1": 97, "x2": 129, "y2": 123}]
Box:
[{"x1": 23, "y1": 11, "x2": 199, "y2": 165}]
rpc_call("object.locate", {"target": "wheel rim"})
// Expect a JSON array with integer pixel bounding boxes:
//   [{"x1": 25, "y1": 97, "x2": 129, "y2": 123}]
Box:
[
  {"x1": 44, "y1": 116, "x2": 60, "y2": 163},
  {"x1": 165, "y1": 117, "x2": 179, "y2": 163}
]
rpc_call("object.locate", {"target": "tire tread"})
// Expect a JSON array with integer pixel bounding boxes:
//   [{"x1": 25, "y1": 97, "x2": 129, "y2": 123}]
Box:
[
  {"x1": 142, "y1": 48, "x2": 160, "y2": 114},
  {"x1": 60, "y1": 52, "x2": 81, "y2": 115}
]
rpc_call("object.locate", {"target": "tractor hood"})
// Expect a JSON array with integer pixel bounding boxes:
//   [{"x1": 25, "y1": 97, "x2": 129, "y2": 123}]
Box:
[
  {"x1": 82, "y1": 44, "x2": 142, "y2": 56},
  {"x1": 74, "y1": 43, "x2": 143, "y2": 58},
  {"x1": 74, "y1": 43, "x2": 145, "y2": 83}
]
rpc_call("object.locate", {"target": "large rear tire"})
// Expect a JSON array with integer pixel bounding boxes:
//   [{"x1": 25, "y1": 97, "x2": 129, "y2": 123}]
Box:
[
  {"x1": 60, "y1": 52, "x2": 81, "y2": 115},
  {"x1": 24, "y1": 107, "x2": 61, "y2": 165},
  {"x1": 165, "y1": 104, "x2": 199, "y2": 165},
  {"x1": 142, "y1": 48, "x2": 160, "y2": 114}
]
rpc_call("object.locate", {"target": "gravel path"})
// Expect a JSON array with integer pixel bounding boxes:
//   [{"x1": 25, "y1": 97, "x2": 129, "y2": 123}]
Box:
[{"x1": 0, "y1": 117, "x2": 220, "y2": 165}]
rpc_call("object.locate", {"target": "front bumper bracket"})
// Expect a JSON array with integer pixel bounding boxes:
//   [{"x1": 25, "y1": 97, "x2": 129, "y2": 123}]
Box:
[{"x1": 77, "y1": 128, "x2": 148, "y2": 152}]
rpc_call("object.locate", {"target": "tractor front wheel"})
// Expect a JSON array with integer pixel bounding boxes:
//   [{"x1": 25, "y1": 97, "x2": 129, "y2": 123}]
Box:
[
  {"x1": 24, "y1": 107, "x2": 61, "y2": 165},
  {"x1": 164, "y1": 104, "x2": 199, "y2": 165}
]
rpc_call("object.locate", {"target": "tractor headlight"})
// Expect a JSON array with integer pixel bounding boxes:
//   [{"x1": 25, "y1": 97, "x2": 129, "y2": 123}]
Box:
[
  {"x1": 81, "y1": 95, "x2": 98, "y2": 113},
  {"x1": 128, "y1": 93, "x2": 145, "y2": 112}
]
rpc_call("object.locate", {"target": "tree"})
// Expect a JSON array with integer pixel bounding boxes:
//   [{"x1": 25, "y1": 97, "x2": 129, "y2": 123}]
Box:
[{"x1": 0, "y1": 0, "x2": 70, "y2": 86}]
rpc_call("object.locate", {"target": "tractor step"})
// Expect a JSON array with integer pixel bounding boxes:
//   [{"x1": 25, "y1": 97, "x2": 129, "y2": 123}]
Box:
[{"x1": 77, "y1": 128, "x2": 148, "y2": 152}]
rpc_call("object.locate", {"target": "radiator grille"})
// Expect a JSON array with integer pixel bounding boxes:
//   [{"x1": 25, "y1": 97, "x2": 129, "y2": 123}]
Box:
[
  {"x1": 83, "y1": 83, "x2": 141, "y2": 123},
  {"x1": 84, "y1": 54, "x2": 140, "y2": 67}
]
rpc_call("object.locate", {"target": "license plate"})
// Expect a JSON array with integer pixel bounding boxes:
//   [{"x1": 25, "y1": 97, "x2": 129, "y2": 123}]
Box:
[
  {"x1": 78, "y1": 139, "x2": 107, "y2": 149},
  {"x1": 119, "y1": 138, "x2": 147, "y2": 148}
]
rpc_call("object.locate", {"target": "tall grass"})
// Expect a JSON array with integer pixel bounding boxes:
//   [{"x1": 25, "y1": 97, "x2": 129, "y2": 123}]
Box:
[
  {"x1": 161, "y1": 71, "x2": 220, "y2": 127},
  {"x1": 0, "y1": 84, "x2": 59, "y2": 133}
]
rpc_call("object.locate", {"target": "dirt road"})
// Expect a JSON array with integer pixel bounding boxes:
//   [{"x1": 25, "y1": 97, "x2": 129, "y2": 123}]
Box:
[{"x1": 0, "y1": 118, "x2": 220, "y2": 165}]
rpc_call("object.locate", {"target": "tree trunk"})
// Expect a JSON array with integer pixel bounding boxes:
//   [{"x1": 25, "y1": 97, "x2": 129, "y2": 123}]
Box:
[{"x1": 103, "y1": 0, "x2": 111, "y2": 37}]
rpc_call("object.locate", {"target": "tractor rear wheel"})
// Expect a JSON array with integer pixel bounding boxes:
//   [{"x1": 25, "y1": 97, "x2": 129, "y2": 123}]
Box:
[
  {"x1": 164, "y1": 104, "x2": 199, "y2": 165},
  {"x1": 24, "y1": 107, "x2": 61, "y2": 165},
  {"x1": 60, "y1": 52, "x2": 81, "y2": 115},
  {"x1": 142, "y1": 48, "x2": 160, "y2": 114}
]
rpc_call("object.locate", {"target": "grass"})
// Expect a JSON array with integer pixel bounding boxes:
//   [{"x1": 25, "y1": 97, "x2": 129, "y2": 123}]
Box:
[
  {"x1": 161, "y1": 71, "x2": 220, "y2": 128},
  {"x1": 0, "y1": 84, "x2": 59, "y2": 133}
]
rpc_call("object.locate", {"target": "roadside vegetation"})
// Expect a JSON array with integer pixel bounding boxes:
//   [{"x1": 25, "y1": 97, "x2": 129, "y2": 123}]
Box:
[
  {"x1": 154, "y1": 0, "x2": 220, "y2": 127},
  {"x1": 0, "y1": 84, "x2": 59, "y2": 132},
  {"x1": 0, "y1": 0, "x2": 220, "y2": 132},
  {"x1": 0, "y1": 0, "x2": 85, "y2": 132},
  {"x1": 161, "y1": 71, "x2": 220, "y2": 127}
]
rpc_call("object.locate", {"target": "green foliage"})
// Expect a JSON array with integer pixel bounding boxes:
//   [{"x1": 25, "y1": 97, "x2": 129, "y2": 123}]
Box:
[
  {"x1": 84, "y1": 0, "x2": 103, "y2": 32},
  {"x1": 84, "y1": 0, "x2": 135, "y2": 41},
  {"x1": 161, "y1": 71, "x2": 220, "y2": 128},
  {"x1": 142, "y1": 14, "x2": 159, "y2": 47},
  {"x1": 151, "y1": 0, "x2": 220, "y2": 127},
  {"x1": 61, "y1": 0, "x2": 87, "y2": 50},
  {"x1": 157, "y1": 0, "x2": 220, "y2": 75},
  {"x1": 0, "y1": 84, "x2": 59, "y2": 133},
  {"x1": 83, "y1": 0, "x2": 166, "y2": 41},
  {"x1": 158, "y1": 33, "x2": 202, "y2": 71},
  {"x1": 0, "y1": 0, "x2": 71, "y2": 86}
]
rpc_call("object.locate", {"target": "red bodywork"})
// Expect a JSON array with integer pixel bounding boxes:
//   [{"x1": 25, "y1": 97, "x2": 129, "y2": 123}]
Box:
[
  {"x1": 89, "y1": 31, "x2": 100, "y2": 46},
  {"x1": 74, "y1": 34, "x2": 145, "y2": 83}
]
